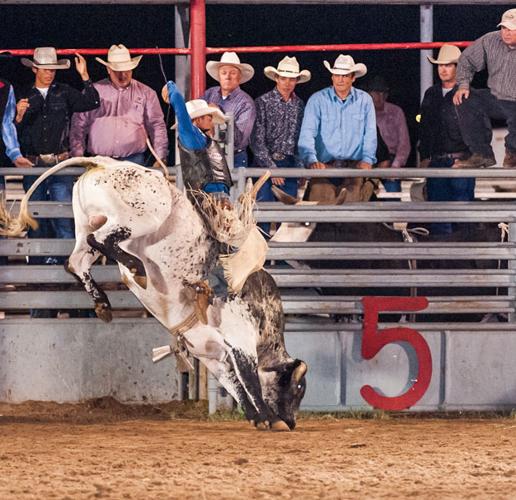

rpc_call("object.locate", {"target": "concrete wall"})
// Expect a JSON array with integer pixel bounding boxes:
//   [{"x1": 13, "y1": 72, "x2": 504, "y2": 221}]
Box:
[
  {"x1": 0, "y1": 319, "x2": 179, "y2": 403},
  {"x1": 286, "y1": 328, "x2": 516, "y2": 411},
  {"x1": 1, "y1": 319, "x2": 515, "y2": 410}
]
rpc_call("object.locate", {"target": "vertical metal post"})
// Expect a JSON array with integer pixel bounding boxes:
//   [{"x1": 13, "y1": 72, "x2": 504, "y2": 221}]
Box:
[
  {"x1": 190, "y1": 0, "x2": 206, "y2": 99},
  {"x1": 509, "y1": 223, "x2": 516, "y2": 323},
  {"x1": 420, "y1": 4, "x2": 433, "y2": 103}
]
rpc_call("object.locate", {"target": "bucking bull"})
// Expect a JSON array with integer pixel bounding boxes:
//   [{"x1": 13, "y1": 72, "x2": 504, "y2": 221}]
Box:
[{"x1": 0, "y1": 157, "x2": 307, "y2": 431}]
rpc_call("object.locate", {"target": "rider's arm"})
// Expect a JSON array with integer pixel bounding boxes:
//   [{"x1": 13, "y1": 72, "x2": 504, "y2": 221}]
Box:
[{"x1": 166, "y1": 81, "x2": 206, "y2": 151}]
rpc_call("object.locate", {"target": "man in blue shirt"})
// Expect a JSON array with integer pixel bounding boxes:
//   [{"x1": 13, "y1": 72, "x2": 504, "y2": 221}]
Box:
[{"x1": 298, "y1": 54, "x2": 377, "y2": 203}]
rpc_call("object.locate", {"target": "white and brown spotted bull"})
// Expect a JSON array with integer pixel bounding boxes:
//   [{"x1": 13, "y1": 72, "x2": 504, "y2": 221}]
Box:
[{"x1": 0, "y1": 157, "x2": 307, "y2": 431}]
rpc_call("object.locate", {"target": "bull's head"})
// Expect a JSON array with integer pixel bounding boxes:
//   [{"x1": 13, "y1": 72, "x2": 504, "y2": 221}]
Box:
[{"x1": 260, "y1": 358, "x2": 308, "y2": 430}]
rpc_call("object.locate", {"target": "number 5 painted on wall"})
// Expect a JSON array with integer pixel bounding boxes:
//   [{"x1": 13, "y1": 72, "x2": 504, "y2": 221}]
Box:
[{"x1": 361, "y1": 296, "x2": 432, "y2": 411}]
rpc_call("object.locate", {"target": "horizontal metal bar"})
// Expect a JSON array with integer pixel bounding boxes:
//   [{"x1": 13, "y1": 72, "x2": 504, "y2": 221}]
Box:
[
  {"x1": 3, "y1": 166, "x2": 516, "y2": 179},
  {"x1": 240, "y1": 167, "x2": 516, "y2": 179},
  {"x1": 0, "y1": 317, "x2": 513, "y2": 333},
  {"x1": 7, "y1": 201, "x2": 516, "y2": 222},
  {"x1": 0, "y1": 166, "x2": 179, "y2": 175},
  {"x1": 2, "y1": 239, "x2": 516, "y2": 260},
  {"x1": 1, "y1": 265, "x2": 515, "y2": 287},
  {"x1": 0, "y1": 291, "x2": 513, "y2": 314}
]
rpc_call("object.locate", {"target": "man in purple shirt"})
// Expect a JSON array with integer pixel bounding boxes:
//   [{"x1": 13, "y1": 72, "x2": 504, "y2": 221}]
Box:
[
  {"x1": 203, "y1": 52, "x2": 256, "y2": 168},
  {"x1": 364, "y1": 75, "x2": 410, "y2": 192},
  {"x1": 70, "y1": 45, "x2": 168, "y2": 166}
]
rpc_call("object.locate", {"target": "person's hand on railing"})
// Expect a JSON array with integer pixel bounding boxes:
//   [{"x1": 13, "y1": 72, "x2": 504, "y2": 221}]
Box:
[
  {"x1": 271, "y1": 176, "x2": 285, "y2": 186},
  {"x1": 309, "y1": 161, "x2": 326, "y2": 169},
  {"x1": 13, "y1": 156, "x2": 34, "y2": 168},
  {"x1": 419, "y1": 158, "x2": 430, "y2": 169},
  {"x1": 357, "y1": 161, "x2": 372, "y2": 170}
]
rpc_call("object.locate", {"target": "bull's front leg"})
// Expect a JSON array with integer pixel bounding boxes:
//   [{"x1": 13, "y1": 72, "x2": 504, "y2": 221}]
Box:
[{"x1": 184, "y1": 325, "x2": 289, "y2": 431}]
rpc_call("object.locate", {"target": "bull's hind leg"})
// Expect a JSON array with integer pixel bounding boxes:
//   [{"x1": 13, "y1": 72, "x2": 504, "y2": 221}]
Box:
[
  {"x1": 86, "y1": 226, "x2": 147, "y2": 289},
  {"x1": 66, "y1": 231, "x2": 113, "y2": 322}
]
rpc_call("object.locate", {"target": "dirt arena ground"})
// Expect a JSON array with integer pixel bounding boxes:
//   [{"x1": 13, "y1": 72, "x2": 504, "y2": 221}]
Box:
[{"x1": 0, "y1": 399, "x2": 514, "y2": 499}]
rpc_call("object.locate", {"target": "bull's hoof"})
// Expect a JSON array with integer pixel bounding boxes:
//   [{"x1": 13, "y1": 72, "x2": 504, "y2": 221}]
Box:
[
  {"x1": 271, "y1": 419, "x2": 290, "y2": 432},
  {"x1": 95, "y1": 302, "x2": 113, "y2": 323},
  {"x1": 256, "y1": 420, "x2": 269, "y2": 431}
]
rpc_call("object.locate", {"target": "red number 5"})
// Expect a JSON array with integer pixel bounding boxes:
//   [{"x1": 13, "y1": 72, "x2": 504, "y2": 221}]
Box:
[{"x1": 360, "y1": 296, "x2": 432, "y2": 411}]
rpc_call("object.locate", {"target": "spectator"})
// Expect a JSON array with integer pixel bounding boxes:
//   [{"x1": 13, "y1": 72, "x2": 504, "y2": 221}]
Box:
[
  {"x1": 163, "y1": 81, "x2": 232, "y2": 205},
  {"x1": 419, "y1": 44, "x2": 474, "y2": 235},
  {"x1": 0, "y1": 52, "x2": 33, "y2": 268},
  {"x1": 203, "y1": 52, "x2": 256, "y2": 168},
  {"x1": 16, "y1": 47, "x2": 99, "y2": 252},
  {"x1": 16, "y1": 47, "x2": 100, "y2": 318},
  {"x1": 298, "y1": 54, "x2": 376, "y2": 203},
  {"x1": 251, "y1": 56, "x2": 310, "y2": 210},
  {"x1": 364, "y1": 75, "x2": 410, "y2": 193},
  {"x1": 70, "y1": 44, "x2": 168, "y2": 166},
  {"x1": 453, "y1": 8, "x2": 516, "y2": 168}
]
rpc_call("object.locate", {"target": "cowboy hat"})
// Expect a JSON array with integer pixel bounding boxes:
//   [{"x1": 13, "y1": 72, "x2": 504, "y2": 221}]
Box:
[
  {"x1": 96, "y1": 44, "x2": 142, "y2": 71},
  {"x1": 21, "y1": 47, "x2": 70, "y2": 70},
  {"x1": 427, "y1": 44, "x2": 461, "y2": 65},
  {"x1": 498, "y1": 8, "x2": 516, "y2": 30},
  {"x1": 264, "y1": 56, "x2": 311, "y2": 84},
  {"x1": 206, "y1": 52, "x2": 254, "y2": 84},
  {"x1": 323, "y1": 54, "x2": 367, "y2": 78}
]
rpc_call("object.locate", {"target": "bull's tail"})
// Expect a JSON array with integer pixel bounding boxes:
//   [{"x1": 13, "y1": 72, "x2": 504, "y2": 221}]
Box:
[{"x1": 0, "y1": 157, "x2": 99, "y2": 237}]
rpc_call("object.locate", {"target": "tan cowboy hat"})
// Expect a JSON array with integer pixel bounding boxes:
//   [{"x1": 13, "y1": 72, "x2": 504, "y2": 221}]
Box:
[
  {"x1": 323, "y1": 54, "x2": 367, "y2": 78},
  {"x1": 427, "y1": 44, "x2": 461, "y2": 65},
  {"x1": 206, "y1": 52, "x2": 254, "y2": 84},
  {"x1": 21, "y1": 47, "x2": 70, "y2": 70},
  {"x1": 498, "y1": 8, "x2": 516, "y2": 30},
  {"x1": 96, "y1": 44, "x2": 142, "y2": 71},
  {"x1": 264, "y1": 56, "x2": 311, "y2": 84}
]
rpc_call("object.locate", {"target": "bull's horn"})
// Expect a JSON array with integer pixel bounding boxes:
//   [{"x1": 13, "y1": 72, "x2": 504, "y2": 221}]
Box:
[
  {"x1": 250, "y1": 170, "x2": 271, "y2": 200},
  {"x1": 292, "y1": 361, "x2": 307, "y2": 383},
  {"x1": 271, "y1": 185, "x2": 300, "y2": 205}
]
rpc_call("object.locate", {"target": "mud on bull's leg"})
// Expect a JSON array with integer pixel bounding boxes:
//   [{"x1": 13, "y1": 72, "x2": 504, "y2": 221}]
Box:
[
  {"x1": 65, "y1": 245, "x2": 113, "y2": 322},
  {"x1": 227, "y1": 348, "x2": 289, "y2": 431},
  {"x1": 86, "y1": 228, "x2": 147, "y2": 289}
]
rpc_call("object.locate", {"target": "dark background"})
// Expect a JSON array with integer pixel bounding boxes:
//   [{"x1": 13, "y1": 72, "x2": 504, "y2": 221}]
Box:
[{"x1": 1, "y1": 3, "x2": 512, "y2": 164}]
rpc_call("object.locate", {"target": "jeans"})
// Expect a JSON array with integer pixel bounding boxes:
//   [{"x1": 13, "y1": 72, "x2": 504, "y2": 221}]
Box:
[
  {"x1": 457, "y1": 88, "x2": 516, "y2": 158},
  {"x1": 117, "y1": 152, "x2": 147, "y2": 166},
  {"x1": 426, "y1": 156, "x2": 475, "y2": 235},
  {"x1": 255, "y1": 155, "x2": 298, "y2": 236},
  {"x1": 382, "y1": 179, "x2": 401, "y2": 193},
  {"x1": 234, "y1": 150, "x2": 248, "y2": 168},
  {"x1": 22, "y1": 174, "x2": 75, "y2": 246}
]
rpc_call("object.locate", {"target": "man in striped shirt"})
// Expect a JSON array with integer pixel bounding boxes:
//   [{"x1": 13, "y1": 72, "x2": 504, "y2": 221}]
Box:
[{"x1": 454, "y1": 8, "x2": 516, "y2": 169}]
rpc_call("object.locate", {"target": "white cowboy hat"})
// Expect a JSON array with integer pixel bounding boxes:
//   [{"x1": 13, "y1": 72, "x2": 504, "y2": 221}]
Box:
[
  {"x1": 96, "y1": 44, "x2": 142, "y2": 71},
  {"x1": 164, "y1": 93, "x2": 227, "y2": 129},
  {"x1": 21, "y1": 47, "x2": 70, "y2": 70},
  {"x1": 206, "y1": 52, "x2": 254, "y2": 84},
  {"x1": 427, "y1": 44, "x2": 461, "y2": 65},
  {"x1": 264, "y1": 56, "x2": 311, "y2": 84},
  {"x1": 498, "y1": 8, "x2": 516, "y2": 30},
  {"x1": 323, "y1": 54, "x2": 367, "y2": 78}
]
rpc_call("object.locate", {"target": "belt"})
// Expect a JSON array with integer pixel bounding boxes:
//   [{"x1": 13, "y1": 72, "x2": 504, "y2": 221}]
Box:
[
  {"x1": 27, "y1": 152, "x2": 70, "y2": 165},
  {"x1": 431, "y1": 151, "x2": 468, "y2": 161}
]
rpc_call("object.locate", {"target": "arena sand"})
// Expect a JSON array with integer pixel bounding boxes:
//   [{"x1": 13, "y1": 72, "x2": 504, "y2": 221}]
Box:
[{"x1": 0, "y1": 399, "x2": 515, "y2": 499}]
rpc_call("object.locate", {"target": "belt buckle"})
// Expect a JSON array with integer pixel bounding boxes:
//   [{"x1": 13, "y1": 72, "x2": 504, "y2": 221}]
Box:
[
  {"x1": 272, "y1": 152, "x2": 286, "y2": 161},
  {"x1": 39, "y1": 154, "x2": 56, "y2": 164}
]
